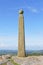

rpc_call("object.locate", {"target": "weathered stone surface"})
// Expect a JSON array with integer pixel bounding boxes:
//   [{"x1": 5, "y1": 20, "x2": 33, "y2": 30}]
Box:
[
  {"x1": 12, "y1": 56, "x2": 43, "y2": 65},
  {"x1": 18, "y1": 10, "x2": 25, "y2": 57}
]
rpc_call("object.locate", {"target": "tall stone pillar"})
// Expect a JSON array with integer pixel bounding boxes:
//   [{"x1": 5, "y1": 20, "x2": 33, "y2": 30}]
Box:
[{"x1": 18, "y1": 10, "x2": 25, "y2": 57}]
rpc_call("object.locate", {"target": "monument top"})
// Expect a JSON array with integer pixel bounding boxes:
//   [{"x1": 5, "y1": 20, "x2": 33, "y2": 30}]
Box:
[{"x1": 19, "y1": 9, "x2": 24, "y2": 14}]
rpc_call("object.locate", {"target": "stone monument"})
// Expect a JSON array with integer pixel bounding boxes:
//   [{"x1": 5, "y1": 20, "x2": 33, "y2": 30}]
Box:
[{"x1": 18, "y1": 9, "x2": 25, "y2": 57}]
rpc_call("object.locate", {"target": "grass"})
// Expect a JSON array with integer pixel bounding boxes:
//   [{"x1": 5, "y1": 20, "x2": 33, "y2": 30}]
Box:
[
  {"x1": 10, "y1": 59, "x2": 20, "y2": 65},
  {"x1": 26, "y1": 53, "x2": 43, "y2": 56},
  {"x1": 2, "y1": 63, "x2": 7, "y2": 65},
  {"x1": 1, "y1": 59, "x2": 19, "y2": 65}
]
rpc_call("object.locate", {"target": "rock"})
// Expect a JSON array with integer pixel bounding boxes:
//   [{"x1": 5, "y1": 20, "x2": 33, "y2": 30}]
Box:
[{"x1": 12, "y1": 56, "x2": 43, "y2": 65}]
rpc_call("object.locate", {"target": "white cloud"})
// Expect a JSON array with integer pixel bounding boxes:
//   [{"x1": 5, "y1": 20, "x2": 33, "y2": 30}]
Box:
[
  {"x1": 0, "y1": 36, "x2": 18, "y2": 50},
  {"x1": 0, "y1": 36, "x2": 17, "y2": 41},
  {"x1": 23, "y1": 0, "x2": 39, "y2": 13},
  {"x1": 0, "y1": 35, "x2": 43, "y2": 50},
  {"x1": 0, "y1": 43, "x2": 5, "y2": 47},
  {"x1": 27, "y1": 6, "x2": 43, "y2": 13},
  {"x1": 25, "y1": 35, "x2": 43, "y2": 50},
  {"x1": 31, "y1": 9, "x2": 38, "y2": 13},
  {"x1": 27, "y1": 6, "x2": 38, "y2": 13}
]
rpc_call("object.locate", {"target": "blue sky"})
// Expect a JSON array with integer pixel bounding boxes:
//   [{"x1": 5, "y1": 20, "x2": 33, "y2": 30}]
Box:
[{"x1": 0, "y1": 0, "x2": 43, "y2": 50}]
